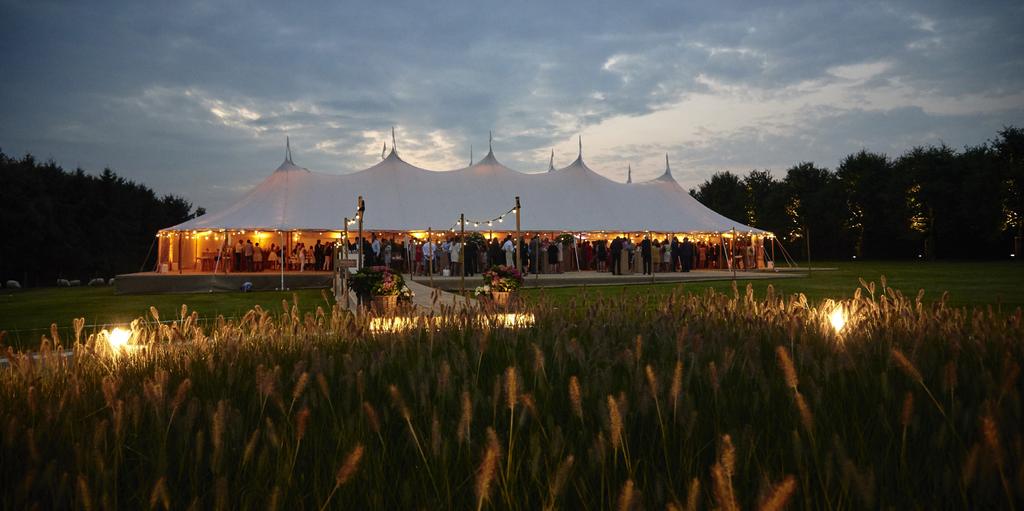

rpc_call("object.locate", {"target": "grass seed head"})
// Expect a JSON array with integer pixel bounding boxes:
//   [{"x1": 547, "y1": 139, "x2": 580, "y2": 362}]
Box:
[
  {"x1": 711, "y1": 461, "x2": 739, "y2": 511},
  {"x1": 617, "y1": 479, "x2": 635, "y2": 511},
  {"x1": 776, "y1": 346, "x2": 798, "y2": 389},
  {"x1": 900, "y1": 392, "x2": 914, "y2": 428},
  {"x1": 890, "y1": 349, "x2": 923, "y2": 383},
  {"x1": 758, "y1": 475, "x2": 796, "y2": 511},
  {"x1": 504, "y1": 366, "x2": 518, "y2": 411},
  {"x1": 644, "y1": 365, "x2": 659, "y2": 398},
  {"x1": 335, "y1": 443, "x2": 365, "y2": 486},
  {"x1": 607, "y1": 395, "x2": 623, "y2": 451},
  {"x1": 476, "y1": 428, "x2": 501, "y2": 510},
  {"x1": 670, "y1": 360, "x2": 683, "y2": 405},
  {"x1": 720, "y1": 434, "x2": 736, "y2": 478},
  {"x1": 569, "y1": 376, "x2": 583, "y2": 420},
  {"x1": 389, "y1": 385, "x2": 411, "y2": 422},
  {"x1": 361, "y1": 401, "x2": 381, "y2": 434}
]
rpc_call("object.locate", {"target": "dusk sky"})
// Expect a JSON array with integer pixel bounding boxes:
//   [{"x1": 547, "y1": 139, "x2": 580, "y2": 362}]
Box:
[{"x1": 2, "y1": 0, "x2": 1022, "y2": 211}]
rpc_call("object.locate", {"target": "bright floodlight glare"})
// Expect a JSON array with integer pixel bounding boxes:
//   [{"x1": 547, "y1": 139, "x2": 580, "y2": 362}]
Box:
[
  {"x1": 107, "y1": 327, "x2": 131, "y2": 352},
  {"x1": 829, "y1": 305, "x2": 847, "y2": 334}
]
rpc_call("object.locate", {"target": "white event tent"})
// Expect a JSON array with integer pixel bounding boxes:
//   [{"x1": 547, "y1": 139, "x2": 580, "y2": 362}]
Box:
[{"x1": 156, "y1": 139, "x2": 771, "y2": 272}]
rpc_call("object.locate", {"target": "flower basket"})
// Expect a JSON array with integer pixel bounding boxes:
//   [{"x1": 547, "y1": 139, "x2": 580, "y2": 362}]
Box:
[
  {"x1": 491, "y1": 290, "x2": 513, "y2": 307},
  {"x1": 373, "y1": 294, "x2": 398, "y2": 314},
  {"x1": 351, "y1": 266, "x2": 410, "y2": 309},
  {"x1": 481, "y1": 265, "x2": 524, "y2": 293}
]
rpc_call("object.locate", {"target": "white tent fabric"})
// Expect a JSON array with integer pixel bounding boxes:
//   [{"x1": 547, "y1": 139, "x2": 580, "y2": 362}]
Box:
[{"x1": 168, "y1": 147, "x2": 765, "y2": 234}]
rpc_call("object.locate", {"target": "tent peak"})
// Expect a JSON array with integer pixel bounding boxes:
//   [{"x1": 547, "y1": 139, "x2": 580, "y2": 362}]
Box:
[
  {"x1": 656, "y1": 153, "x2": 675, "y2": 182},
  {"x1": 548, "y1": 149, "x2": 555, "y2": 172},
  {"x1": 479, "y1": 148, "x2": 499, "y2": 164},
  {"x1": 627, "y1": 164, "x2": 632, "y2": 184},
  {"x1": 274, "y1": 138, "x2": 309, "y2": 172}
]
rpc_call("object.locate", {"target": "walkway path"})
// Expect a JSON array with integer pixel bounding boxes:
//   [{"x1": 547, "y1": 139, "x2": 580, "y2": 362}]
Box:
[
  {"x1": 413, "y1": 269, "x2": 808, "y2": 291},
  {"x1": 403, "y1": 279, "x2": 476, "y2": 313}
]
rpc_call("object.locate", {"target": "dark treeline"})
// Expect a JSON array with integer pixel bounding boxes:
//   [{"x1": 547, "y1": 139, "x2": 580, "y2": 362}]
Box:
[
  {"x1": 691, "y1": 126, "x2": 1024, "y2": 261},
  {"x1": 0, "y1": 151, "x2": 201, "y2": 287}
]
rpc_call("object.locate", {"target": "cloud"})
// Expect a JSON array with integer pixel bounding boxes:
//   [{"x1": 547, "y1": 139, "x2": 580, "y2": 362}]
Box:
[{"x1": 0, "y1": 0, "x2": 1021, "y2": 211}]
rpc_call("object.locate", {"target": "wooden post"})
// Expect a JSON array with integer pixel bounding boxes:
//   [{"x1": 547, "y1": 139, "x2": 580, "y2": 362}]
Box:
[
  {"x1": 177, "y1": 232, "x2": 182, "y2": 274},
  {"x1": 460, "y1": 213, "x2": 466, "y2": 296},
  {"x1": 357, "y1": 196, "x2": 364, "y2": 270},
  {"x1": 341, "y1": 219, "x2": 349, "y2": 307},
  {"x1": 515, "y1": 196, "x2": 522, "y2": 274},
  {"x1": 343, "y1": 218, "x2": 349, "y2": 263}
]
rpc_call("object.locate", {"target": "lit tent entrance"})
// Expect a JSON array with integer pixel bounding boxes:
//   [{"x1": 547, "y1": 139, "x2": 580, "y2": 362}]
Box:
[{"x1": 136, "y1": 138, "x2": 775, "y2": 292}]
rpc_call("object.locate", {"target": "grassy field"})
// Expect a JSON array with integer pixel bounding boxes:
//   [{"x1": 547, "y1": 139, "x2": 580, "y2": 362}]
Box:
[
  {"x1": 1, "y1": 277, "x2": 1020, "y2": 508},
  {"x1": 2, "y1": 261, "x2": 1020, "y2": 349},
  {"x1": 523, "y1": 260, "x2": 1024, "y2": 310},
  {"x1": 0, "y1": 287, "x2": 332, "y2": 348}
]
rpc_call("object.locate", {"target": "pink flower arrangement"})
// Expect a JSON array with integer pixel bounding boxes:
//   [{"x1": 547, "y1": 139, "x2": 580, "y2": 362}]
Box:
[{"x1": 482, "y1": 265, "x2": 524, "y2": 292}]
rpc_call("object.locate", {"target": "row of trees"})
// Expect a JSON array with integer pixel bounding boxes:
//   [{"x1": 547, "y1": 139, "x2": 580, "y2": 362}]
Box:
[
  {"x1": 691, "y1": 126, "x2": 1024, "y2": 261},
  {"x1": 0, "y1": 151, "x2": 201, "y2": 287}
]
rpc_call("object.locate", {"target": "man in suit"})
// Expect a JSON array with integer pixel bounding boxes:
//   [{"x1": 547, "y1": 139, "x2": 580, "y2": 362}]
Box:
[
  {"x1": 671, "y1": 237, "x2": 680, "y2": 272},
  {"x1": 610, "y1": 237, "x2": 622, "y2": 275},
  {"x1": 640, "y1": 236, "x2": 652, "y2": 275},
  {"x1": 464, "y1": 239, "x2": 478, "y2": 276},
  {"x1": 681, "y1": 237, "x2": 694, "y2": 272},
  {"x1": 314, "y1": 240, "x2": 324, "y2": 270}
]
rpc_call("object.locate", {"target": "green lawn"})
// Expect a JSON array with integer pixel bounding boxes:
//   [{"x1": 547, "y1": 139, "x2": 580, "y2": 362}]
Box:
[
  {"x1": 523, "y1": 260, "x2": 1024, "y2": 310},
  {"x1": 2, "y1": 261, "x2": 1020, "y2": 349},
  {"x1": 0, "y1": 287, "x2": 333, "y2": 348}
]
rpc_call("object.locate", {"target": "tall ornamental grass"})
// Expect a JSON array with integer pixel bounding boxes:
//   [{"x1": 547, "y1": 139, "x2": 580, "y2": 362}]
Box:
[{"x1": 1, "y1": 278, "x2": 1021, "y2": 509}]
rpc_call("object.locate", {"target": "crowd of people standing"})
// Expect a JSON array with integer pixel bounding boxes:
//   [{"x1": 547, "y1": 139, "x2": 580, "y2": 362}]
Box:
[
  {"x1": 210, "y1": 238, "x2": 340, "y2": 273},
  {"x1": 201, "y1": 233, "x2": 761, "y2": 275}
]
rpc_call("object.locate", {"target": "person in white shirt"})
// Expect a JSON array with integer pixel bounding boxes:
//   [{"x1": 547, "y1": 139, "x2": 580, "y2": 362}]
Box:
[
  {"x1": 451, "y1": 240, "x2": 462, "y2": 274},
  {"x1": 422, "y1": 239, "x2": 436, "y2": 275},
  {"x1": 371, "y1": 235, "x2": 381, "y2": 266},
  {"x1": 502, "y1": 236, "x2": 514, "y2": 267}
]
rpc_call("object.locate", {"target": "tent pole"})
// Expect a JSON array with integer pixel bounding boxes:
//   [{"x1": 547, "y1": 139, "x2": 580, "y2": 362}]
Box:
[
  {"x1": 357, "y1": 196, "x2": 364, "y2": 270},
  {"x1": 279, "y1": 231, "x2": 285, "y2": 290},
  {"x1": 515, "y1": 196, "x2": 522, "y2": 274},
  {"x1": 731, "y1": 227, "x2": 736, "y2": 281},
  {"x1": 574, "y1": 232, "x2": 580, "y2": 272},
  {"x1": 177, "y1": 233, "x2": 183, "y2": 276},
  {"x1": 771, "y1": 235, "x2": 776, "y2": 270},
  {"x1": 647, "y1": 230, "x2": 654, "y2": 283},
  {"x1": 460, "y1": 214, "x2": 466, "y2": 297},
  {"x1": 428, "y1": 228, "x2": 433, "y2": 288}
]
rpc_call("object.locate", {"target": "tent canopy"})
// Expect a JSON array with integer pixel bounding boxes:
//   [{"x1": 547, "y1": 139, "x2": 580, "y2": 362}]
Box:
[{"x1": 168, "y1": 144, "x2": 765, "y2": 235}]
